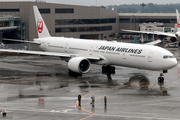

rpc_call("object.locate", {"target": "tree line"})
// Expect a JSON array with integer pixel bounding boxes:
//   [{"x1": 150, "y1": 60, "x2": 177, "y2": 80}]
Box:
[{"x1": 103, "y1": 3, "x2": 180, "y2": 13}]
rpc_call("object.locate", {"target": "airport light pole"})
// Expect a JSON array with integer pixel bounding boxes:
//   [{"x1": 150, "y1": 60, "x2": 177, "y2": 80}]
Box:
[{"x1": 140, "y1": 3, "x2": 146, "y2": 13}]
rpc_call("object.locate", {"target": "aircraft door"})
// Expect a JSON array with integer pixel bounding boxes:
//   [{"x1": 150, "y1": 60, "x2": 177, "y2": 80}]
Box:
[
  {"x1": 65, "y1": 44, "x2": 68, "y2": 52},
  {"x1": 89, "y1": 46, "x2": 93, "y2": 55},
  {"x1": 148, "y1": 52, "x2": 153, "y2": 62},
  {"x1": 122, "y1": 53, "x2": 126, "y2": 59}
]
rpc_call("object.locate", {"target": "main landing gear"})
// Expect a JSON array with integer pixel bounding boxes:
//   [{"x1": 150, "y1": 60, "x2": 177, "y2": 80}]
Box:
[{"x1": 102, "y1": 65, "x2": 115, "y2": 80}]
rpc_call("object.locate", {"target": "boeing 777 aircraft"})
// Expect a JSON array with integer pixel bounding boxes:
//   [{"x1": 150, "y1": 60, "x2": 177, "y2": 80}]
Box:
[
  {"x1": 0, "y1": 6, "x2": 177, "y2": 86},
  {"x1": 122, "y1": 9, "x2": 180, "y2": 43}
]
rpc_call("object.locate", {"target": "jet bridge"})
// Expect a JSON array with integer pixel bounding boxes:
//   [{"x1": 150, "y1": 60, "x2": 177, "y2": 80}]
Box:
[{"x1": 0, "y1": 15, "x2": 25, "y2": 42}]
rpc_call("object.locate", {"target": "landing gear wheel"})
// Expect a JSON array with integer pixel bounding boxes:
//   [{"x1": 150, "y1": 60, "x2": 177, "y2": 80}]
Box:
[
  {"x1": 158, "y1": 73, "x2": 166, "y2": 93},
  {"x1": 158, "y1": 73, "x2": 167, "y2": 94},
  {"x1": 102, "y1": 65, "x2": 115, "y2": 80},
  {"x1": 2, "y1": 112, "x2": 6, "y2": 116},
  {"x1": 158, "y1": 76, "x2": 164, "y2": 86}
]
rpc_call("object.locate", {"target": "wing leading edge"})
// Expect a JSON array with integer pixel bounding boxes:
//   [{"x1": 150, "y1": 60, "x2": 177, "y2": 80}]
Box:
[{"x1": 0, "y1": 49, "x2": 101, "y2": 61}]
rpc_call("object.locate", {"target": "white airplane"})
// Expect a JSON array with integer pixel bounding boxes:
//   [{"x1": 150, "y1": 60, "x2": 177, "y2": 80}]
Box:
[
  {"x1": 0, "y1": 6, "x2": 177, "y2": 85},
  {"x1": 122, "y1": 9, "x2": 180, "y2": 42}
]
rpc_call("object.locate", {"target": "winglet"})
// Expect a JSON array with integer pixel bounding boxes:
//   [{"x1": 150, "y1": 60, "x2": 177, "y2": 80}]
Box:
[{"x1": 33, "y1": 6, "x2": 51, "y2": 38}]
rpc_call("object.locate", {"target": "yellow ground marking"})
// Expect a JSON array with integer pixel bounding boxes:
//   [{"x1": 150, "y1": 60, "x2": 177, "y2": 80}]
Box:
[{"x1": 128, "y1": 82, "x2": 159, "y2": 87}]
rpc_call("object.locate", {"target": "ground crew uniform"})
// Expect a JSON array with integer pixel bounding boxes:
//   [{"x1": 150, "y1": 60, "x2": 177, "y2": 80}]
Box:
[
  {"x1": 78, "y1": 94, "x2": 81, "y2": 106},
  {"x1": 104, "y1": 95, "x2": 107, "y2": 106},
  {"x1": 91, "y1": 94, "x2": 95, "y2": 105}
]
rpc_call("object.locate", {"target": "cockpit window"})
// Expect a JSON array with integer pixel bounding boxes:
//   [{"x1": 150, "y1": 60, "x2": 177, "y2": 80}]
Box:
[
  {"x1": 163, "y1": 56, "x2": 168, "y2": 59},
  {"x1": 169, "y1": 56, "x2": 174, "y2": 58},
  {"x1": 163, "y1": 55, "x2": 174, "y2": 59}
]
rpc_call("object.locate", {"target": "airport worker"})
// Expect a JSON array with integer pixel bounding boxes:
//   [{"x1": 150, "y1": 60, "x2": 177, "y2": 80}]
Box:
[
  {"x1": 104, "y1": 95, "x2": 107, "y2": 106},
  {"x1": 78, "y1": 93, "x2": 81, "y2": 106},
  {"x1": 91, "y1": 94, "x2": 95, "y2": 105}
]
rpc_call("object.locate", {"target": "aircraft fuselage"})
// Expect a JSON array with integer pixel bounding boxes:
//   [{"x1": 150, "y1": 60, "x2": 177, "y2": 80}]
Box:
[{"x1": 34, "y1": 37, "x2": 177, "y2": 71}]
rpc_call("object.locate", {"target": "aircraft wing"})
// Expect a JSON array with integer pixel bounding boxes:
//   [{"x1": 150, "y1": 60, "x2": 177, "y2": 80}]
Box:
[
  {"x1": 3, "y1": 39, "x2": 41, "y2": 44},
  {"x1": 145, "y1": 39, "x2": 161, "y2": 45},
  {"x1": 121, "y1": 29, "x2": 155, "y2": 34},
  {"x1": 0, "y1": 26, "x2": 19, "y2": 31},
  {"x1": 153, "y1": 31, "x2": 176, "y2": 37},
  {"x1": 121, "y1": 29, "x2": 176, "y2": 37},
  {"x1": 0, "y1": 49, "x2": 101, "y2": 61}
]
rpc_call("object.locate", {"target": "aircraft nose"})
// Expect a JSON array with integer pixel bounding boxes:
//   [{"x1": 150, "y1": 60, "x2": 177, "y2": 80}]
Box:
[
  {"x1": 163, "y1": 58, "x2": 178, "y2": 69},
  {"x1": 170, "y1": 59, "x2": 178, "y2": 68}
]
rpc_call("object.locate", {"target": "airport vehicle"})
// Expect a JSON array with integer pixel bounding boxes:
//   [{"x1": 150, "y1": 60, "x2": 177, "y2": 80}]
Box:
[
  {"x1": 0, "y1": 6, "x2": 177, "y2": 85},
  {"x1": 122, "y1": 9, "x2": 180, "y2": 43}
]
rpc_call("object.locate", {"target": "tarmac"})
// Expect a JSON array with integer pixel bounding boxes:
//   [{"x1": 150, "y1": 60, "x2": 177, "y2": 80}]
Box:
[{"x1": 0, "y1": 47, "x2": 179, "y2": 120}]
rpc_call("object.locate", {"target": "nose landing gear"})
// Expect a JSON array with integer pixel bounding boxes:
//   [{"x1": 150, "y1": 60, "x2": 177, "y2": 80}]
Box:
[
  {"x1": 158, "y1": 73, "x2": 164, "y2": 86},
  {"x1": 158, "y1": 73, "x2": 167, "y2": 95}
]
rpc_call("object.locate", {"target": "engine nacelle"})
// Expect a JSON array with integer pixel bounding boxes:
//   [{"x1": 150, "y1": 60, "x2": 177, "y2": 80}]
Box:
[
  {"x1": 68, "y1": 57, "x2": 90, "y2": 74},
  {"x1": 170, "y1": 37, "x2": 177, "y2": 42}
]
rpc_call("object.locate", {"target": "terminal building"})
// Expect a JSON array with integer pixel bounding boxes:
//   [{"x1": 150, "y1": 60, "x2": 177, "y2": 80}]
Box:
[{"x1": 0, "y1": 1, "x2": 178, "y2": 42}]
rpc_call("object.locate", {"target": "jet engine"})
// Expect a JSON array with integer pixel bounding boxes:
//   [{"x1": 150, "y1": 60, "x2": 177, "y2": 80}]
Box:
[
  {"x1": 68, "y1": 57, "x2": 90, "y2": 74},
  {"x1": 170, "y1": 37, "x2": 177, "y2": 42}
]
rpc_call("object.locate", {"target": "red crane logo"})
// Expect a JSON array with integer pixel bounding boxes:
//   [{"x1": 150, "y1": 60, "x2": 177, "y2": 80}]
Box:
[
  {"x1": 37, "y1": 19, "x2": 43, "y2": 33},
  {"x1": 178, "y1": 18, "x2": 180, "y2": 28}
]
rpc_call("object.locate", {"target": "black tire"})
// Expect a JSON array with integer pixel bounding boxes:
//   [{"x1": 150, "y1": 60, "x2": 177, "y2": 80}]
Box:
[
  {"x1": 2, "y1": 112, "x2": 6, "y2": 116},
  {"x1": 102, "y1": 66, "x2": 106, "y2": 70},
  {"x1": 111, "y1": 66, "x2": 115, "y2": 71}
]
